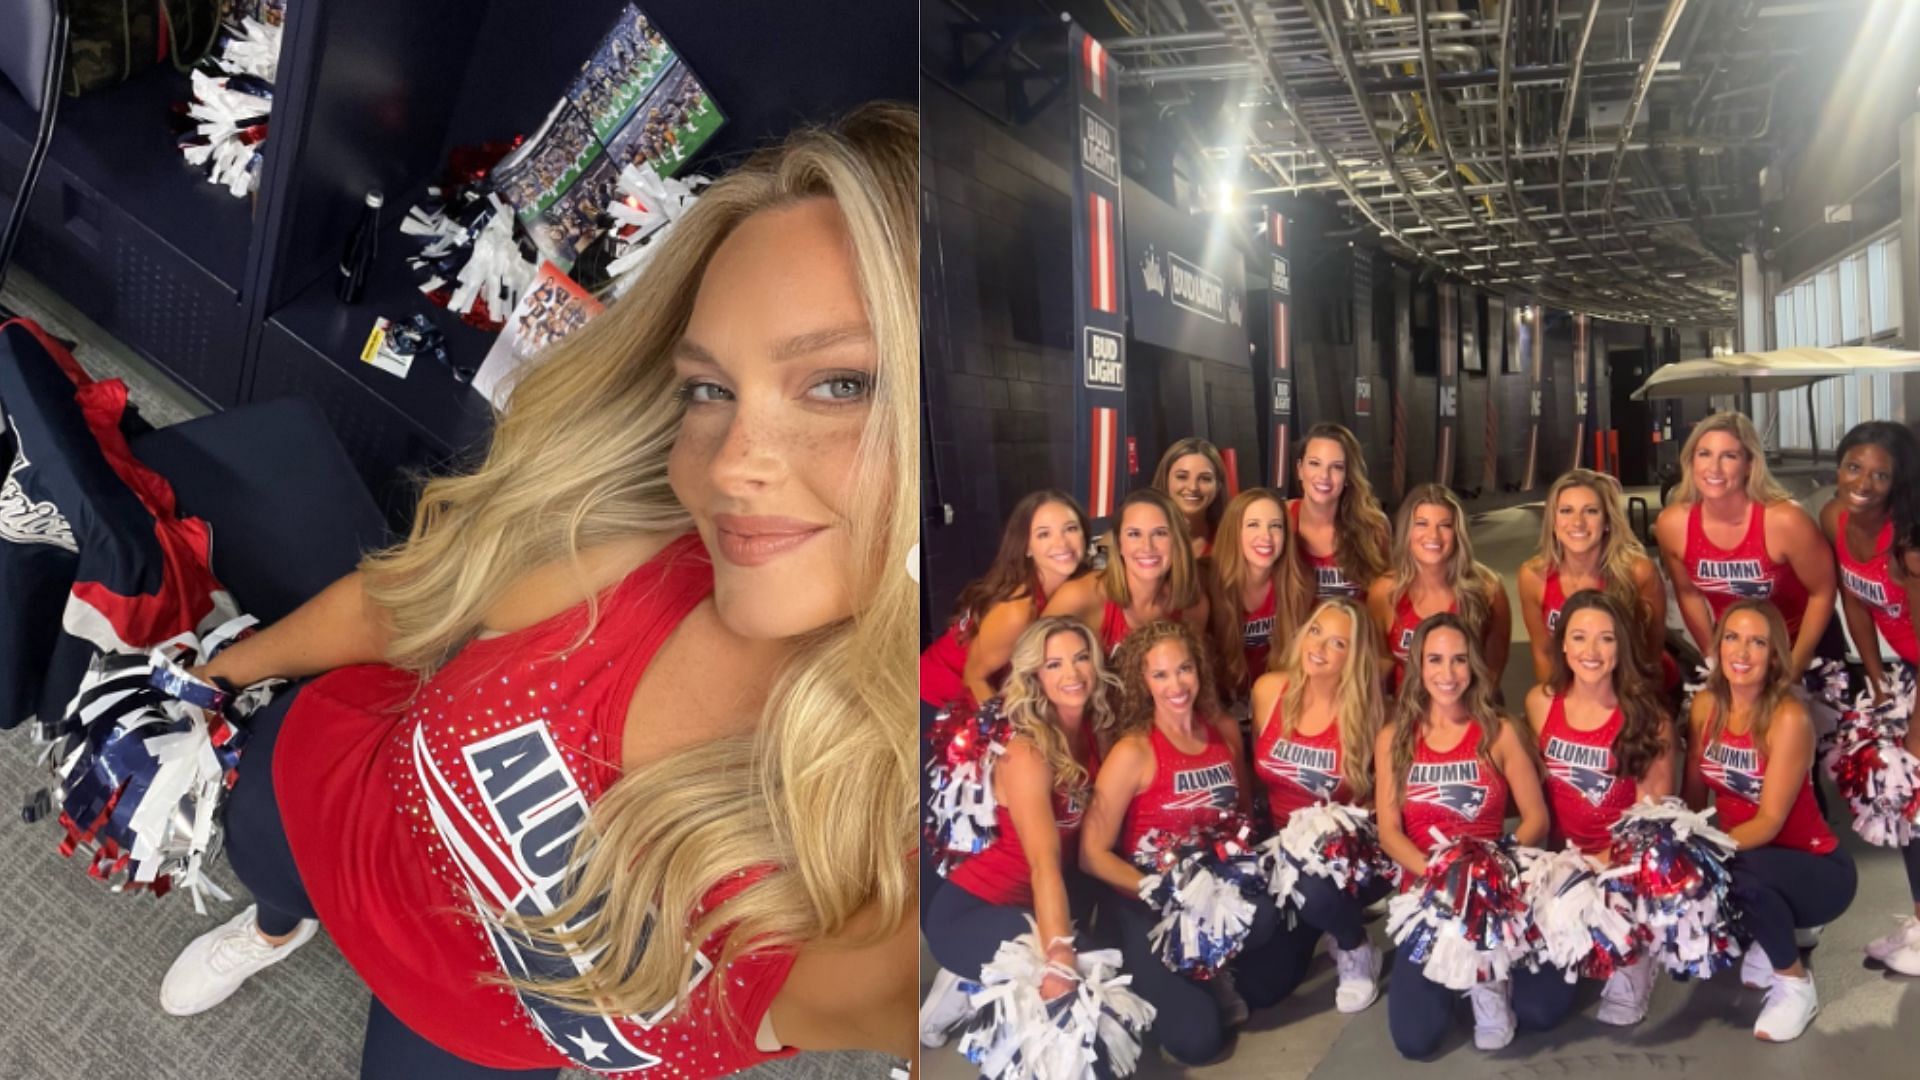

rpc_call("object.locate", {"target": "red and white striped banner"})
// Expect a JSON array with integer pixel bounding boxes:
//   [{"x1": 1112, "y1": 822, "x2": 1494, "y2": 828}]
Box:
[
  {"x1": 1089, "y1": 192, "x2": 1117, "y2": 314},
  {"x1": 1082, "y1": 34, "x2": 1108, "y2": 99},
  {"x1": 1089, "y1": 406, "x2": 1120, "y2": 518}
]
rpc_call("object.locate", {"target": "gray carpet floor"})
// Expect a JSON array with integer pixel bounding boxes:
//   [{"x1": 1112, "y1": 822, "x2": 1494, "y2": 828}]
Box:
[{"x1": 0, "y1": 273, "x2": 890, "y2": 1079}]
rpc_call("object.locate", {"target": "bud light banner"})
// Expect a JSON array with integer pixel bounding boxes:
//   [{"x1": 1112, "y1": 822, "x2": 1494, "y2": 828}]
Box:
[
  {"x1": 1265, "y1": 207, "x2": 1292, "y2": 488},
  {"x1": 1070, "y1": 24, "x2": 1126, "y2": 521},
  {"x1": 1123, "y1": 179, "x2": 1248, "y2": 368}
]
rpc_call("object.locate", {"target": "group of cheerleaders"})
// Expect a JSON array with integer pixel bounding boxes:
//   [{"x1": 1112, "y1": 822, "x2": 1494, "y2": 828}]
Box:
[{"x1": 919, "y1": 412, "x2": 1920, "y2": 1069}]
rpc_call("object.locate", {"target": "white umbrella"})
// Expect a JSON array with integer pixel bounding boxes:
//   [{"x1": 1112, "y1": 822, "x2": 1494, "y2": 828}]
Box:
[{"x1": 1631, "y1": 346, "x2": 1920, "y2": 400}]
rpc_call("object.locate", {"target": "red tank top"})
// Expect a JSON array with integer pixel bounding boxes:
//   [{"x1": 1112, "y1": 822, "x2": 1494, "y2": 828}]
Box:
[
  {"x1": 275, "y1": 534, "x2": 796, "y2": 1074},
  {"x1": 1253, "y1": 689, "x2": 1351, "y2": 830},
  {"x1": 949, "y1": 728, "x2": 1102, "y2": 906},
  {"x1": 1240, "y1": 583, "x2": 1277, "y2": 689},
  {"x1": 1698, "y1": 717, "x2": 1836, "y2": 854},
  {"x1": 1119, "y1": 724, "x2": 1239, "y2": 864},
  {"x1": 918, "y1": 584, "x2": 1048, "y2": 707},
  {"x1": 1537, "y1": 696, "x2": 1638, "y2": 855},
  {"x1": 1290, "y1": 499, "x2": 1365, "y2": 600},
  {"x1": 1098, "y1": 598, "x2": 1184, "y2": 656},
  {"x1": 1399, "y1": 720, "x2": 1508, "y2": 857},
  {"x1": 1683, "y1": 502, "x2": 1808, "y2": 636},
  {"x1": 1388, "y1": 592, "x2": 1459, "y2": 692},
  {"x1": 1836, "y1": 511, "x2": 1919, "y2": 664}
]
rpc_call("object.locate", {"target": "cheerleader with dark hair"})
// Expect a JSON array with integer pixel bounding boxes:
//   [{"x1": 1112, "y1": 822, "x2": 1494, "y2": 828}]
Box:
[
  {"x1": 1046, "y1": 488, "x2": 1210, "y2": 656},
  {"x1": 1153, "y1": 437, "x2": 1228, "y2": 558},
  {"x1": 1290, "y1": 424, "x2": 1392, "y2": 602}
]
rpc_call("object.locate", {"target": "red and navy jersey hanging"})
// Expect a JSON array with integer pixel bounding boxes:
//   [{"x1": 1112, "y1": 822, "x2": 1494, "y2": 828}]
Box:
[{"x1": 1070, "y1": 24, "x2": 1126, "y2": 524}]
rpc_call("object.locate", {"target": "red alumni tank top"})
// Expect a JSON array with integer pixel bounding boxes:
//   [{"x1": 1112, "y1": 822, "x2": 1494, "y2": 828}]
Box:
[
  {"x1": 1399, "y1": 719, "x2": 1507, "y2": 858},
  {"x1": 275, "y1": 534, "x2": 796, "y2": 1074},
  {"x1": 1099, "y1": 598, "x2": 1184, "y2": 656},
  {"x1": 1388, "y1": 593, "x2": 1458, "y2": 692},
  {"x1": 1119, "y1": 724, "x2": 1239, "y2": 864},
  {"x1": 949, "y1": 728, "x2": 1102, "y2": 907},
  {"x1": 1290, "y1": 499, "x2": 1365, "y2": 600},
  {"x1": 1240, "y1": 583, "x2": 1276, "y2": 689},
  {"x1": 1537, "y1": 696, "x2": 1637, "y2": 855},
  {"x1": 1253, "y1": 690, "x2": 1351, "y2": 830},
  {"x1": 1836, "y1": 511, "x2": 1920, "y2": 664},
  {"x1": 1683, "y1": 502, "x2": 1808, "y2": 635},
  {"x1": 919, "y1": 583, "x2": 1048, "y2": 708},
  {"x1": 1698, "y1": 719, "x2": 1836, "y2": 854}
]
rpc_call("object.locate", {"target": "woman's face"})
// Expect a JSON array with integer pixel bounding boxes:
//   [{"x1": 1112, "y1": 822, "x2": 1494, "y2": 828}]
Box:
[
  {"x1": 1837, "y1": 442, "x2": 1896, "y2": 517},
  {"x1": 1562, "y1": 606, "x2": 1618, "y2": 685},
  {"x1": 1420, "y1": 626, "x2": 1473, "y2": 707},
  {"x1": 1718, "y1": 608, "x2": 1773, "y2": 690},
  {"x1": 1691, "y1": 430, "x2": 1750, "y2": 500},
  {"x1": 1165, "y1": 453, "x2": 1220, "y2": 521},
  {"x1": 1239, "y1": 497, "x2": 1286, "y2": 572},
  {"x1": 1119, "y1": 502, "x2": 1173, "y2": 584},
  {"x1": 1142, "y1": 639, "x2": 1198, "y2": 717},
  {"x1": 1038, "y1": 630, "x2": 1094, "y2": 713},
  {"x1": 1027, "y1": 500, "x2": 1086, "y2": 583},
  {"x1": 1300, "y1": 606, "x2": 1353, "y2": 680},
  {"x1": 1553, "y1": 484, "x2": 1606, "y2": 558},
  {"x1": 1407, "y1": 502, "x2": 1457, "y2": 568},
  {"x1": 1298, "y1": 437, "x2": 1347, "y2": 506},
  {"x1": 668, "y1": 198, "x2": 874, "y2": 639}
]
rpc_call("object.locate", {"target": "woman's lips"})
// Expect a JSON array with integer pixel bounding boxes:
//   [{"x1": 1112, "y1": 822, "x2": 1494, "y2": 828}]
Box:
[{"x1": 712, "y1": 514, "x2": 827, "y2": 567}]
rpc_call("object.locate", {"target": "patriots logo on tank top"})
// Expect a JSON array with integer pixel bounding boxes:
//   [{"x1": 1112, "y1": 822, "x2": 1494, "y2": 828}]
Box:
[
  {"x1": 1841, "y1": 565, "x2": 1901, "y2": 616},
  {"x1": 1701, "y1": 741, "x2": 1763, "y2": 801},
  {"x1": 1405, "y1": 761, "x2": 1488, "y2": 819},
  {"x1": 1265, "y1": 738, "x2": 1339, "y2": 800},
  {"x1": 1543, "y1": 737, "x2": 1616, "y2": 807},
  {"x1": 414, "y1": 720, "x2": 709, "y2": 1071},
  {"x1": 1316, "y1": 564, "x2": 1358, "y2": 597},
  {"x1": 1695, "y1": 557, "x2": 1772, "y2": 599},
  {"x1": 1059, "y1": 790, "x2": 1086, "y2": 828},
  {"x1": 1169, "y1": 763, "x2": 1239, "y2": 811},
  {"x1": 1244, "y1": 614, "x2": 1274, "y2": 647},
  {"x1": 1397, "y1": 626, "x2": 1415, "y2": 656},
  {"x1": 1545, "y1": 606, "x2": 1562, "y2": 636}
]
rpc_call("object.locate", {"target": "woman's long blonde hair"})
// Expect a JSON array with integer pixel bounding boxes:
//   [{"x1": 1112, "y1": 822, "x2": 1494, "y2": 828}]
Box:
[
  {"x1": 1099, "y1": 488, "x2": 1201, "y2": 611},
  {"x1": 1390, "y1": 612, "x2": 1507, "y2": 799},
  {"x1": 1000, "y1": 617, "x2": 1121, "y2": 795},
  {"x1": 1671, "y1": 412, "x2": 1791, "y2": 506},
  {"x1": 1387, "y1": 483, "x2": 1502, "y2": 645},
  {"x1": 1273, "y1": 598, "x2": 1383, "y2": 800},
  {"x1": 1207, "y1": 488, "x2": 1309, "y2": 694},
  {"x1": 359, "y1": 104, "x2": 918, "y2": 1019},
  {"x1": 1700, "y1": 599, "x2": 1796, "y2": 757},
  {"x1": 1527, "y1": 469, "x2": 1652, "y2": 633}
]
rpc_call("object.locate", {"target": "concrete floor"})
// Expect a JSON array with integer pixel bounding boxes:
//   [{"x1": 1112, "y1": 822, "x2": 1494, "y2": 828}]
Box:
[{"x1": 922, "y1": 482, "x2": 1916, "y2": 1079}]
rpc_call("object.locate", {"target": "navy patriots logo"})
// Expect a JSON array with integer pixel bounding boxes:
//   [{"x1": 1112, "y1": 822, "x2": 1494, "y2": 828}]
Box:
[
  {"x1": 416, "y1": 720, "x2": 711, "y2": 1071},
  {"x1": 1701, "y1": 741, "x2": 1763, "y2": 801},
  {"x1": 1406, "y1": 761, "x2": 1488, "y2": 820},
  {"x1": 1264, "y1": 739, "x2": 1339, "y2": 800},
  {"x1": 1315, "y1": 564, "x2": 1358, "y2": 597},
  {"x1": 1695, "y1": 557, "x2": 1772, "y2": 599},
  {"x1": 1396, "y1": 626, "x2": 1414, "y2": 657},
  {"x1": 1543, "y1": 736, "x2": 1617, "y2": 807},
  {"x1": 1545, "y1": 606, "x2": 1562, "y2": 636},
  {"x1": 1169, "y1": 763, "x2": 1239, "y2": 812}
]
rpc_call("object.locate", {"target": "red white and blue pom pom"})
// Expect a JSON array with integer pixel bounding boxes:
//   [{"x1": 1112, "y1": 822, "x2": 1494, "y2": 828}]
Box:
[
  {"x1": 1605, "y1": 799, "x2": 1741, "y2": 980},
  {"x1": 604, "y1": 164, "x2": 710, "y2": 300},
  {"x1": 1133, "y1": 814, "x2": 1265, "y2": 977},
  {"x1": 1823, "y1": 664, "x2": 1920, "y2": 847},
  {"x1": 955, "y1": 921, "x2": 1157, "y2": 1080},
  {"x1": 1385, "y1": 832, "x2": 1535, "y2": 990},
  {"x1": 50, "y1": 616, "x2": 284, "y2": 912},
  {"x1": 1257, "y1": 802, "x2": 1399, "y2": 920},
  {"x1": 1801, "y1": 656, "x2": 1853, "y2": 741},
  {"x1": 923, "y1": 698, "x2": 1011, "y2": 875},
  {"x1": 1516, "y1": 844, "x2": 1637, "y2": 982}
]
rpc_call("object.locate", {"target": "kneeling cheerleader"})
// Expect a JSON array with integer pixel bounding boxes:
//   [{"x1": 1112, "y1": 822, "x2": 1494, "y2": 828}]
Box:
[
  {"x1": 1376, "y1": 613, "x2": 1558, "y2": 1059},
  {"x1": 1685, "y1": 599, "x2": 1858, "y2": 1042},
  {"x1": 920, "y1": 617, "x2": 1154, "y2": 1076},
  {"x1": 1080, "y1": 622, "x2": 1267, "y2": 1067}
]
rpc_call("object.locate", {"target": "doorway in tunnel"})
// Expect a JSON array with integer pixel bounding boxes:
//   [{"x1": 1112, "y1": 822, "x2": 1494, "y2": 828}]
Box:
[{"x1": 1608, "y1": 346, "x2": 1654, "y2": 487}]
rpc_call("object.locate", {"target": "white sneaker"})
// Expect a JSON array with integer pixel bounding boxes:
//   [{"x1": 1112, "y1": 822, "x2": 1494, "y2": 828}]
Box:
[
  {"x1": 1330, "y1": 941, "x2": 1381, "y2": 1013},
  {"x1": 1753, "y1": 972, "x2": 1819, "y2": 1042},
  {"x1": 918, "y1": 967, "x2": 972, "y2": 1048},
  {"x1": 1794, "y1": 925, "x2": 1824, "y2": 950},
  {"x1": 1865, "y1": 916, "x2": 1920, "y2": 961},
  {"x1": 1468, "y1": 981, "x2": 1516, "y2": 1051},
  {"x1": 1741, "y1": 946, "x2": 1775, "y2": 990},
  {"x1": 1212, "y1": 968, "x2": 1251, "y2": 1027},
  {"x1": 1596, "y1": 957, "x2": 1656, "y2": 1026},
  {"x1": 161, "y1": 904, "x2": 317, "y2": 1016}
]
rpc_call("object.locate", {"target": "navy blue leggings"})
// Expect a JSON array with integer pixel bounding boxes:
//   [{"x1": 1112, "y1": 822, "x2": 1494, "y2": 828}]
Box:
[
  {"x1": 1729, "y1": 845, "x2": 1858, "y2": 971},
  {"x1": 1387, "y1": 956, "x2": 1577, "y2": 1059},
  {"x1": 1237, "y1": 876, "x2": 1389, "y2": 1008},
  {"x1": 1903, "y1": 840, "x2": 1920, "y2": 904},
  {"x1": 924, "y1": 873, "x2": 1104, "y2": 978},
  {"x1": 920, "y1": 700, "x2": 944, "y2": 925},
  {"x1": 223, "y1": 684, "x2": 558, "y2": 1080},
  {"x1": 1101, "y1": 888, "x2": 1280, "y2": 1065}
]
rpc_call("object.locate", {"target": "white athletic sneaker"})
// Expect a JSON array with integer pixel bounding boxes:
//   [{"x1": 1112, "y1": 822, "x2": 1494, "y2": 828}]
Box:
[
  {"x1": 1865, "y1": 915, "x2": 1920, "y2": 961},
  {"x1": 1468, "y1": 981, "x2": 1516, "y2": 1051},
  {"x1": 161, "y1": 904, "x2": 317, "y2": 1016},
  {"x1": 1794, "y1": 925, "x2": 1824, "y2": 950},
  {"x1": 1740, "y1": 946, "x2": 1775, "y2": 990},
  {"x1": 1753, "y1": 972, "x2": 1819, "y2": 1042},
  {"x1": 1596, "y1": 957, "x2": 1657, "y2": 1026},
  {"x1": 1212, "y1": 968, "x2": 1251, "y2": 1027},
  {"x1": 918, "y1": 967, "x2": 972, "y2": 1048},
  {"x1": 1330, "y1": 942, "x2": 1381, "y2": 1013}
]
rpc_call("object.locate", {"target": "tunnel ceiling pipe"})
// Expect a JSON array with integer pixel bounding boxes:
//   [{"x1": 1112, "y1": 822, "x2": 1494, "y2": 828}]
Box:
[{"x1": 1413, "y1": 0, "x2": 1525, "y2": 288}]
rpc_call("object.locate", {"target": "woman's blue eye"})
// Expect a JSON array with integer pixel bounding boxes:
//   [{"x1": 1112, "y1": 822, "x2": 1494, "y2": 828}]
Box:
[
  {"x1": 807, "y1": 373, "x2": 872, "y2": 403},
  {"x1": 677, "y1": 380, "x2": 731, "y2": 404}
]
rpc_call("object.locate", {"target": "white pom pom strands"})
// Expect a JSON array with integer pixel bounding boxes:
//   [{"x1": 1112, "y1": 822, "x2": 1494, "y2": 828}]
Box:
[{"x1": 956, "y1": 921, "x2": 1156, "y2": 1079}]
